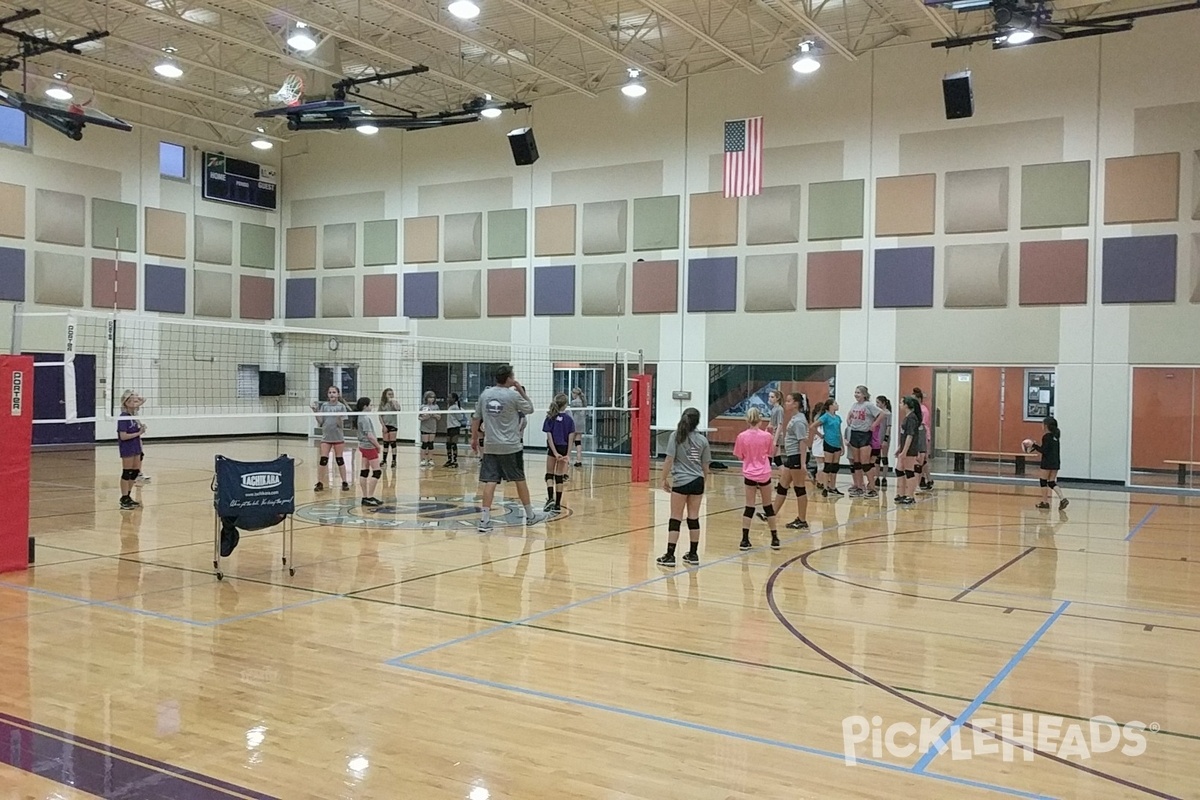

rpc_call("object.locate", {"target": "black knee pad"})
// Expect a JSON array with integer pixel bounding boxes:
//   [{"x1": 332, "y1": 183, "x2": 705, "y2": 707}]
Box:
[
  {"x1": 831, "y1": 463, "x2": 842, "y2": 474},
  {"x1": 849, "y1": 463, "x2": 860, "y2": 473},
  {"x1": 555, "y1": 475, "x2": 565, "y2": 485},
  {"x1": 668, "y1": 518, "x2": 681, "y2": 533},
  {"x1": 794, "y1": 486, "x2": 806, "y2": 497},
  {"x1": 743, "y1": 506, "x2": 756, "y2": 519},
  {"x1": 762, "y1": 505, "x2": 776, "y2": 518},
  {"x1": 1048, "y1": 481, "x2": 1057, "y2": 488},
  {"x1": 1039, "y1": 478, "x2": 1049, "y2": 487},
  {"x1": 881, "y1": 456, "x2": 890, "y2": 466},
  {"x1": 372, "y1": 470, "x2": 382, "y2": 479},
  {"x1": 319, "y1": 456, "x2": 329, "y2": 466},
  {"x1": 360, "y1": 469, "x2": 370, "y2": 478},
  {"x1": 894, "y1": 466, "x2": 903, "y2": 476},
  {"x1": 335, "y1": 457, "x2": 345, "y2": 466},
  {"x1": 686, "y1": 518, "x2": 700, "y2": 531},
  {"x1": 545, "y1": 472, "x2": 555, "y2": 482},
  {"x1": 775, "y1": 484, "x2": 788, "y2": 496},
  {"x1": 121, "y1": 468, "x2": 138, "y2": 481},
  {"x1": 904, "y1": 470, "x2": 916, "y2": 479},
  {"x1": 823, "y1": 463, "x2": 835, "y2": 474}
]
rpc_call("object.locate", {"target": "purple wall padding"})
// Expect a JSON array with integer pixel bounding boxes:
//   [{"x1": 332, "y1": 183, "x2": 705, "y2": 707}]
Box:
[
  {"x1": 144, "y1": 264, "x2": 186, "y2": 314},
  {"x1": 874, "y1": 246, "x2": 934, "y2": 309},
  {"x1": 0, "y1": 246, "x2": 24, "y2": 301},
  {"x1": 534, "y1": 265, "x2": 576, "y2": 316},
  {"x1": 403, "y1": 271, "x2": 439, "y2": 318},
  {"x1": 1101, "y1": 234, "x2": 1177, "y2": 304},
  {"x1": 687, "y1": 257, "x2": 738, "y2": 312},
  {"x1": 285, "y1": 277, "x2": 316, "y2": 318}
]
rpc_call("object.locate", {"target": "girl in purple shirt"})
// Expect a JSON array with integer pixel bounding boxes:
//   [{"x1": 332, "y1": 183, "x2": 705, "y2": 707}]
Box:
[
  {"x1": 117, "y1": 390, "x2": 146, "y2": 510},
  {"x1": 542, "y1": 393, "x2": 575, "y2": 512}
]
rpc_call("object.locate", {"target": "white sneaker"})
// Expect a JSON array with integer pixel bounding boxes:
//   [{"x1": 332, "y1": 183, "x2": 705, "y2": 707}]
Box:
[
  {"x1": 525, "y1": 510, "x2": 550, "y2": 526},
  {"x1": 477, "y1": 519, "x2": 493, "y2": 533}
]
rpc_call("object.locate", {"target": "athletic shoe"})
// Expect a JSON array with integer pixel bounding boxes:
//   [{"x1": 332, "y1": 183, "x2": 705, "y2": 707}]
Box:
[
  {"x1": 901, "y1": 496, "x2": 916, "y2": 505},
  {"x1": 443, "y1": 460, "x2": 454, "y2": 468},
  {"x1": 525, "y1": 510, "x2": 551, "y2": 526},
  {"x1": 848, "y1": 487, "x2": 864, "y2": 497},
  {"x1": 821, "y1": 488, "x2": 829, "y2": 498},
  {"x1": 391, "y1": 459, "x2": 396, "y2": 468},
  {"x1": 543, "y1": 499, "x2": 557, "y2": 512},
  {"x1": 785, "y1": 518, "x2": 809, "y2": 530},
  {"x1": 1059, "y1": 498, "x2": 1070, "y2": 510},
  {"x1": 681, "y1": 552, "x2": 699, "y2": 566},
  {"x1": 828, "y1": 487, "x2": 844, "y2": 496},
  {"x1": 341, "y1": 481, "x2": 350, "y2": 491},
  {"x1": 477, "y1": 519, "x2": 493, "y2": 533},
  {"x1": 755, "y1": 511, "x2": 768, "y2": 522},
  {"x1": 551, "y1": 502, "x2": 562, "y2": 513},
  {"x1": 739, "y1": 539, "x2": 752, "y2": 551},
  {"x1": 1036, "y1": 502, "x2": 1050, "y2": 509},
  {"x1": 770, "y1": 535, "x2": 781, "y2": 550},
  {"x1": 573, "y1": 461, "x2": 582, "y2": 467},
  {"x1": 361, "y1": 498, "x2": 369, "y2": 506},
  {"x1": 314, "y1": 482, "x2": 324, "y2": 492},
  {"x1": 119, "y1": 497, "x2": 138, "y2": 510},
  {"x1": 865, "y1": 490, "x2": 879, "y2": 499},
  {"x1": 136, "y1": 475, "x2": 151, "y2": 484},
  {"x1": 656, "y1": 554, "x2": 676, "y2": 567}
]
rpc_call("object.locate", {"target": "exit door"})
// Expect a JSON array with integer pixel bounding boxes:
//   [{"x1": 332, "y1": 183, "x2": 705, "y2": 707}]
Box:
[
  {"x1": 313, "y1": 363, "x2": 358, "y2": 437},
  {"x1": 933, "y1": 371, "x2": 973, "y2": 455}
]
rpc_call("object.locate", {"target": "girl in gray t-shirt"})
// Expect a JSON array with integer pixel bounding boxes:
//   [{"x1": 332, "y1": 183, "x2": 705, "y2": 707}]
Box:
[
  {"x1": 657, "y1": 408, "x2": 711, "y2": 569},
  {"x1": 378, "y1": 388, "x2": 401, "y2": 469},
  {"x1": 353, "y1": 396, "x2": 383, "y2": 506},
  {"x1": 418, "y1": 391, "x2": 439, "y2": 467},
  {"x1": 569, "y1": 388, "x2": 586, "y2": 466},
  {"x1": 311, "y1": 385, "x2": 351, "y2": 491}
]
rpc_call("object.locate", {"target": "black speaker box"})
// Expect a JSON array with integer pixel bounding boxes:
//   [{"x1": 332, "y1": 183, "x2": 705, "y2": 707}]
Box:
[
  {"x1": 942, "y1": 71, "x2": 974, "y2": 120},
  {"x1": 259, "y1": 370, "x2": 286, "y2": 397},
  {"x1": 507, "y1": 127, "x2": 539, "y2": 166}
]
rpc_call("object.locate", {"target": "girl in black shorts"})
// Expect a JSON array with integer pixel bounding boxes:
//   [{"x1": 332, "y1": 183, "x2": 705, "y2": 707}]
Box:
[
  {"x1": 657, "y1": 408, "x2": 712, "y2": 568},
  {"x1": 1030, "y1": 416, "x2": 1067, "y2": 510},
  {"x1": 378, "y1": 388, "x2": 400, "y2": 468},
  {"x1": 894, "y1": 396, "x2": 922, "y2": 505}
]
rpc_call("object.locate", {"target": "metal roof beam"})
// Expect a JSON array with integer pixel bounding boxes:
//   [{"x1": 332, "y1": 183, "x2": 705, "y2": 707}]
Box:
[{"x1": 639, "y1": 0, "x2": 765, "y2": 73}]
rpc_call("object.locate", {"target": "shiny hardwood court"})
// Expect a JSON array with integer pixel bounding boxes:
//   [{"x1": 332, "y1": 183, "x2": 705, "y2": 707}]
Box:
[{"x1": 3, "y1": 438, "x2": 1199, "y2": 799}]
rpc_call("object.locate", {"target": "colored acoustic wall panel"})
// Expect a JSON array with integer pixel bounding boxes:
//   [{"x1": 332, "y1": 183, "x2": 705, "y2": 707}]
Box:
[
  {"x1": 144, "y1": 208, "x2": 187, "y2": 260},
  {"x1": 35, "y1": 189, "x2": 85, "y2": 246},
  {"x1": 323, "y1": 223, "x2": 356, "y2": 269},
  {"x1": 1102, "y1": 234, "x2": 1177, "y2": 304},
  {"x1": 1104, "y1": 152, "x2": 1181, "y2": 224},
  {"x1": 687, "y1": 257, "x2": 737, "y2": 312},
  {"x1": 808, "y1": 180, "x2": 864, "y2": 241},
  {"x1": 875, "y1": 174, "x2": 935, "y2": 237},
  {"x1": 444, "y1": 269, "x2": 482, "y2": 319},
  {"x1": 534, "y1": 265, "x2": 575, "y2": 316},
  {"x1": 240, "y1": 223, "x2": 276, "y2": 270},
  {"x1": 0, "y1": 182, "x2": 26, "y2": 239},
  {"x1": 286, "y1": 226, "x2": 317, "y2": 270},
  {"x1": 581, "y1": 263, "x2": 625, "y2": 316},
  {"x1": 632, "y1": 196, "x2": 679, "y2": 251},
  {"x1": 874, "y1": 247, "x2": 934, "y2": 309},
  {"x1": 944, "y1": 243, "x2": 1009, "y2": 308},
  {"x1": 403, "y1": 272, "x2": 438, "y2": 318},
  {"x1": 945, "y1": 168, "x2": 1009, "y2": 234},
  {"x1": 487, "y1": 209, "x2": 527, "y2": 260},
  {"x1": 688, "y1": 193, "x2": 737, "y2": 248},
  {"x1": 363, "y1": 273, "x2": 398, "y2": 317},
  {"x1": 239, "y1": 275, "x2": 274, "y2": 321},
  {"x1": 631, "y1": 260, "x2": 678, "y2": 314},
  {"x1": 1019, "y1": 240, "x2": 1089, "y2": 306},
  {"x1": 195, "y1": 216, "x2": 233, "y2": 265},
  {"x1": 1021, "y1": 161, "x2": 1090, "y2": 229},
  {"x1": 0, "y1": 246, "x2": 24, "y2": 301},
  {"x1": 404, "y1": 216, "x2": 439, "y2": 263},
  {"x1": 363, "y1": 219, "x2": 398, "y2": 266},
  {"x1": 487, "y1": 267, "x2": 526, "y2": 317},
  {"x1": 194, "y1": 270, "x2": 233, "y2": 318},
  {"x1": 582, "y1": 201, "x2": 627, "y2": 255},
  {"x1": 90, "y1": 258, "x2": 137, "y2": 310},
  {"x1": 535, "y1": 204, "x2": 575, "y2": 256},
  {"x1": 33, "y1": 252, "x2": 84, "y2": 306},
  {"x1": 444, "y1": 213, "x2": 483, "y2": 262},
  {"x1": 746, "y1": 185, "x2": 800, "y2": 246},
  {"x1": 1192, "y1": 233, "x2": 1200, "y2": 303},
  {"x1": 285, "y1": 277, "x2": 317, "y2": 318},
  {"x1": 92, "y1": 198, "x2": 138, "y2": 252},
  {"x1": 1194, "y1": 151, "x2": 1200, "y2": 221},
  {"x1": 321, "y1": 275, "x2": 355, "y2": 317},
  {"x1": 806, "y1": 251, "x2": 863, "y2": 310},
  {"x1": 744, "y1": 253, "x2": 797, "y2": 312},
  {"x1": 144, "y1": 264, "x2": 186, "y2": 314}
]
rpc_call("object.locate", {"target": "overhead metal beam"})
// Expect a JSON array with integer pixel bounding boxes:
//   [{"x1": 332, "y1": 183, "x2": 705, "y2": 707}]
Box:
[
  {"x1": 758, "y1": 0, "x2": 857, "y2": 60},
  {"x1": 639, "y1": 0, "x2": 765, "y2": 73},
  {"x1": 911, "y1": 0, "x2": 957, "y2": 37}
]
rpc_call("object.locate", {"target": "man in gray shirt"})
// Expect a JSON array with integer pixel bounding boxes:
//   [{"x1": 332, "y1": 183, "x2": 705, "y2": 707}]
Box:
[{"x1": 471, "y1": 364, "x2": 549, "y2": 531}]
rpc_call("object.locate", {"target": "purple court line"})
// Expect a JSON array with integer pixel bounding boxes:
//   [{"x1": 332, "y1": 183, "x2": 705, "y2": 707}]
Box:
[
  {"x1": 1124, "y1": 505, "x2": 1161, "y2": 542},
  {"x1": 765, "y1": 551, "x2": 1181, "y2": 799},
  {"x1": 950, "y1": 546, "x2": 1047, "y2": 601},
  {"x1": 0, "y1": 710, "x2": 277, "y2": 800}
]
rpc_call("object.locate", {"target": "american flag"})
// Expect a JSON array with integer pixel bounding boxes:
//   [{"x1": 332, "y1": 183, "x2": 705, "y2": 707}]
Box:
[{"x1": 723, "y1": 117, "x2": 763, "y2": 198}]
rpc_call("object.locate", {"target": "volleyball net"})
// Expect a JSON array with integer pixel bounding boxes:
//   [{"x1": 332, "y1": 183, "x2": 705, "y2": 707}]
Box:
[{"x1": 10, "y1": 309, "x2": 650, "y2": 465}]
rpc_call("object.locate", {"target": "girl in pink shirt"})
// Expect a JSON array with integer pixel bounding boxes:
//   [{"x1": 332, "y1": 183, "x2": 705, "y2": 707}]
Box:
[{"x1": 734, "y1": 407, "x2": 780, "y2": 551}]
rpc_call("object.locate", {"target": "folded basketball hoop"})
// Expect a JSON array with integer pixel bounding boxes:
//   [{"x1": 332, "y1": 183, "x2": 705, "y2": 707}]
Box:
[{"x1": 270, "y1": 74, "x2": 304, "y2": 107}]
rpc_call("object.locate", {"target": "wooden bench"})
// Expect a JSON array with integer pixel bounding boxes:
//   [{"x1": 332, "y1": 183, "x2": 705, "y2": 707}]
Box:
[
  {"x1": 946, "y1": 450, "x2": 1033, "y2": 475},
  {"x1": 1164, "y1": 460, "x2": 1200, "y2": 486}
]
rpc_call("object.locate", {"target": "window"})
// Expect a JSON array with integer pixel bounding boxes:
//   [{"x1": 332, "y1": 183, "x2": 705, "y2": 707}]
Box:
[
  {"x1": 0, "y1": 105, "x2": 28, "y2": 148},
  {"x1": 159, "y1": 141, "x2": 187, "y2": 179}
]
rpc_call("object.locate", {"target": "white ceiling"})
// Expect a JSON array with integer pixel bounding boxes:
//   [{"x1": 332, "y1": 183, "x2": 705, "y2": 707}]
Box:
[{"x1": 0, "y1": 0, "x2": 1183, "y2": 149}]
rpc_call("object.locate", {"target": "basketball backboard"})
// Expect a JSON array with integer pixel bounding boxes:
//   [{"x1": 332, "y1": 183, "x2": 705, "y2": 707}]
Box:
[{"x1": 0, "y1": 84, "x2": 132, "y2": 140}]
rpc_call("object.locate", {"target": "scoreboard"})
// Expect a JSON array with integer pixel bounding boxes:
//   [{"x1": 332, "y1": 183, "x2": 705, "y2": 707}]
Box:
[{"x1": 202, "y1": 152, "x2": 278, "y2": 211}]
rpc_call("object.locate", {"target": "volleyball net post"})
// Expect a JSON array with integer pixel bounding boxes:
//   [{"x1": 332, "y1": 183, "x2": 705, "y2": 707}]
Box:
[{"x1": 630, "y1": 372, "x2": 652, "y2": 483}]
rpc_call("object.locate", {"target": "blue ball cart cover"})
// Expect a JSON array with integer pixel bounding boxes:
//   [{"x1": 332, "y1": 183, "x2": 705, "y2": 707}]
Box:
[{"x1": 212, "y1": 455, "x2": 296, "y2": 580}]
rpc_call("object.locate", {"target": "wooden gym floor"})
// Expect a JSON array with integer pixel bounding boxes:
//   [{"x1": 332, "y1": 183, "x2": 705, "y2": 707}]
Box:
[{"x1": 2, "y1": 437, "x2": 1199, "y2": 799}]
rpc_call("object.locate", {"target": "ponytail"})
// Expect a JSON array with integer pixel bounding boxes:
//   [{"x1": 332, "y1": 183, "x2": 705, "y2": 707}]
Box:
[
  {"x1": 1044, "y1": 416, "x2": 1060, "y2": 439},
  {"x1": 746, "y1": 407, "x2": 763, "y2": 426},
  {"x1": 548, "y1": 393, "x2": 568, "y2": 419},
  {"x1": 353, "y1": 397, "x2": 371, "y2": 428},
  {"x1": 675, "y1": 407, "x2": 700, "y2": 445}
]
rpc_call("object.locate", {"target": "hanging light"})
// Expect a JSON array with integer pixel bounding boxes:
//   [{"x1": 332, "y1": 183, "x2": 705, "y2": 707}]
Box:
[
  {"x1": 1005, "y1": 29, "x2": 1036, "y2": 43},
  {"x1": 287, "y1": 22, "x2": 318, "y2": 52},
  {"x1": 792, "y1": 41, "x2": 820, "y2": 74},
  {"x1": 447, "y1": 0, "x2": 481, "y2": 20},
  {"x1": 621, "y1": 68, "x2": 646, "y2": 98},
  {"x1": 45, "y1": 73, "x2": 73, "y2": 101},
  {"x1": 356, "y1": 123, "x2": 379, "y2": 135},
  {"x1": 154, "y1": 47, "x2": 183, "y2": 78},
  {"x1": 251, "y1": 127, "x2": 273, "y2": 150},
  {"x1": 480, "y1": 93, "x2": 502, "y2": 118}
]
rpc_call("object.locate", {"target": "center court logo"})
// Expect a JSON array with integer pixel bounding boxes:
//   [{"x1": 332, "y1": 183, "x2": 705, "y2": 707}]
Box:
[
  {"x1": 294, "y1": 494, "x2": 569, "y2": 530},
  {"x1": 842, "y1": 714, "x2": 1154, "y2": 765},
  {"x1": 241, "y1": 472, "x2": 283, "y2": 490}
]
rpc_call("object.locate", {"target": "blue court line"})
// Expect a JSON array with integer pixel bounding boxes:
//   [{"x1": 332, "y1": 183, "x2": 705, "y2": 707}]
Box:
[
  {"x1": 386, "y1": 502, "x2": 911, "y2": 664},
  {"x1": 912, "y1": 600, "x2": 1071, "y2": 773},
  {"x1": 392, "y1": 662, "x2": 1054, "y2": 800},
  {"x1": 1124, "y1": 505, "x2": 1160, "y2": 542}
]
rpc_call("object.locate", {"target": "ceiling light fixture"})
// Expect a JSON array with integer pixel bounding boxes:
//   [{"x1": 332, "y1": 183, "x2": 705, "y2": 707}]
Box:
[
  {"x1": 154, "y1": 47, "x2": 183, "y2": 78},
  {"x1": 792, "y1": 41, "x2": 820, "y2": 74},
  {"x1": 447, "y1": 0, "x2": 481, "y2": 20},
  {"x1": 480, "y1": 93, "x2": 502, "y2": 118},
  {"x1": 621, "y1": 68, "x2": 646, "y2": 98},
  {"x1": 251, "y1": 127, "x2": 273, "y2": 149},
  {"x1": 287, "y1": 22, "x2": 318, "y2": 52},
  {"x1": 356, "y1": 123, "x2": 379, "y2": 134},
  {"x1": 45, "y1": 73, "x2": 73, "y2": 101},
  {"x1": 1005, "y1": 28, "x2": 1036, "y2": 43}
]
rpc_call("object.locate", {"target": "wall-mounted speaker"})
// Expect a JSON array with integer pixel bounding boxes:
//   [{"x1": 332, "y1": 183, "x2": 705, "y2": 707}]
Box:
[
  {"x1": 942, "y1": 71, "x2": 974, "y2": 120},
  {"x1": 507, "y1": 127, "x2": 539, "y2": 166}
]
